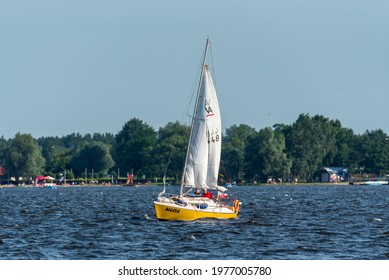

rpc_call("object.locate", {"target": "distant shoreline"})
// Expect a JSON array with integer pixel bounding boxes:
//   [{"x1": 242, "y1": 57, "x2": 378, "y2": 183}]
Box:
[{"x1": 2, "y1": 182, "x2": 377, "y2": 189}]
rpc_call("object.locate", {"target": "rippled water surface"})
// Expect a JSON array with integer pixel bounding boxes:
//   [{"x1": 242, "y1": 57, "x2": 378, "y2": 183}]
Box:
[{"x1": 1, "y1": 185, "x2": 388, "y2": 260}]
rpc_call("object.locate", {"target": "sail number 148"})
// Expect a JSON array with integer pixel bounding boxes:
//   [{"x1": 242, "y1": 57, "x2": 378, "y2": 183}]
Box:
[
  {"x1": 206, "y1": 131, "x2": 220, "y2": 144},
  {"x1": 211, "y1": 266, "x2": 271, "y2": 276}
]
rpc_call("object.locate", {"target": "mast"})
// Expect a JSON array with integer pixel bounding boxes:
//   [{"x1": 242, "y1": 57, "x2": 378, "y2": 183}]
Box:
[{"x1": 180, "y1": 37, "x2": 210, "y2": 196}]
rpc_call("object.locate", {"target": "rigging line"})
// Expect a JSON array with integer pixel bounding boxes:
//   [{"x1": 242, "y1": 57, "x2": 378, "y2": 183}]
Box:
[
  {"x1": 185, "y1": 113, "x2": 206, "y2": 122},
  {"x1": 160, "y1": 147, "x2": 174, "y2": 196},
  {"x1": 164, "y1": 147, "x2": 174, "y2": 177},
  {"x1": 184, "y1": 39, "x2": 210, "y2": 127},
  {"x1": 180, "y1": 37, "x2": 210, "y2": 196},
  {"x1": 209, "y1": 38, "x2": 217, "y2": 89},
  {"x1": 184, "y1": 68, "x2": 200, "y2": 126}
]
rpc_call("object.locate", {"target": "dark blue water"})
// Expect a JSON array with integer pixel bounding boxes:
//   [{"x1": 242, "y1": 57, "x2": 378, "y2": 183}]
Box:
[{"x1": 1, "y1": 185, "x2": 388, "y2": 260}]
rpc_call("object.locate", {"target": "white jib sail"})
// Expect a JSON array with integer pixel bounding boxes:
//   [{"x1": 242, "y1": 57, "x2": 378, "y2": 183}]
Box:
[{"x1": 184, "y1": 65, "x2": 221, "y2": 189}]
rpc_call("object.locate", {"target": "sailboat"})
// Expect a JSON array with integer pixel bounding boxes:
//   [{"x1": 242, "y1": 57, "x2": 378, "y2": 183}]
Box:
[
  {"x1": 124, "y1": 169, "x2": 135, "y2": 186},
  {"x1": 154, "y1": 38, "x2": 240, "y2": 221}
]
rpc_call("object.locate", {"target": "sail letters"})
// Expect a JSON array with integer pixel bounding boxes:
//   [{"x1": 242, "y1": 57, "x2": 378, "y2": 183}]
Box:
[{"x1": 205, "y1": 99, "x2": 214, "y2": 117}]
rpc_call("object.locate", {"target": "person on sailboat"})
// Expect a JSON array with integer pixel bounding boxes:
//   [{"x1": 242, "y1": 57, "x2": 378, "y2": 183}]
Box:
[{"x1": 202, "y1": 188, "x2": 214, "y2": 199}]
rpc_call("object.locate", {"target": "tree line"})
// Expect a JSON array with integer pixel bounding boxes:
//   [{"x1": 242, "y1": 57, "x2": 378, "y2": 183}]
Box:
[{"x1": 1, "y1": 114, "x2": 389, "y2": 184}]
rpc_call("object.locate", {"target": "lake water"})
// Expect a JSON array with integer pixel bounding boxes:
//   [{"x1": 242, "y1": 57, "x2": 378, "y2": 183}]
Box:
[{"x1": 1, "y1": 185, "x2": 388, "y2": 260}]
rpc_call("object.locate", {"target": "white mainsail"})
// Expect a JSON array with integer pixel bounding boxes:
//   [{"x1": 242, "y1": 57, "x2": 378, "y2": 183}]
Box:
[
  {"x1": 204, "y1": 67, "x2": 221, "y2": 188},
  {"x1": 183, "y1": 57, "x2": 222, "y2": 190}
]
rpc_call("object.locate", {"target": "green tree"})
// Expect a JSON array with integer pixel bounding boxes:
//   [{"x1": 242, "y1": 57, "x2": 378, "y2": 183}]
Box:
[
  {"x1": 50, "y1": 152, "x2": 72, "y2": 175},
  {"x1": 61, "y1": 133, "x2": 86, "y2": 149},
  {"x1": 222, "y1": 124, "x2": 256, "y2": 182},
  {"x1": 332, "y1": 127, "x2": 358, "y2": 170},
  {"x1": 285, "y1": 114, "x2": 340, "y2": 182},
  {"x1": 245, "y1": 127, "x2": 291, "y2": 182},
  {"x1": 6, "y1": 133, "x2": 45, "y2": 180},
  {"x1": 38, "y1": 136, "x2": 68, "y2": 175},
  {"x1": 114, "y1": 118, "x2": 157, "y2": 177},
  {"x1": 0, "y1": 137, "x2": 8, "y2": 164},
  {"x1": 152, "y1": 121, "x2": 190, "y2": 181},
  {"x1": 0, "y1": 137, "x2": 8, "y2": 180},
  {"x1": 357, "y1": 129, "x2": 389, "y2": 176},
  {"x1": 71, "y1": 142, "x2": 114, "y2": 177},
  {"x1": 91, "y1": 133, "x2": 115, "y2": 145}
]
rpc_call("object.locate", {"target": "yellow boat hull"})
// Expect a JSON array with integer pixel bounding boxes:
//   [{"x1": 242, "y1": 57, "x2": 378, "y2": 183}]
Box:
[{"x1": 154, "y1": 201, "x2": 239, "y2": 221}]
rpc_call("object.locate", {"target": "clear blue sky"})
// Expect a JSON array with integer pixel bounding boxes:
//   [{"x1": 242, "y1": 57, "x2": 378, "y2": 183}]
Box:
[{"x1": 1, "y1": 0, "x2": 389, "y2": 139}]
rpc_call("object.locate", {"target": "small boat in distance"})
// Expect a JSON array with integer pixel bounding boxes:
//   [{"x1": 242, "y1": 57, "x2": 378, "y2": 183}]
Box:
[
  {"x1": 154, "y1": 38, "x2": 240, "y2": 221},
  {"x1": 123, "y1": 169, "x2": 135, "y2": 186},
  {"x1": 360, "y1": 180, "x2": 388, "y2": 186}
]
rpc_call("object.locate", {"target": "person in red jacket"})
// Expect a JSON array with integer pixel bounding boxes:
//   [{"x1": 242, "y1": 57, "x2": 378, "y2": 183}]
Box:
[{"x1": 202, "y1": 189, "x2": 213, "y2": 199}]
